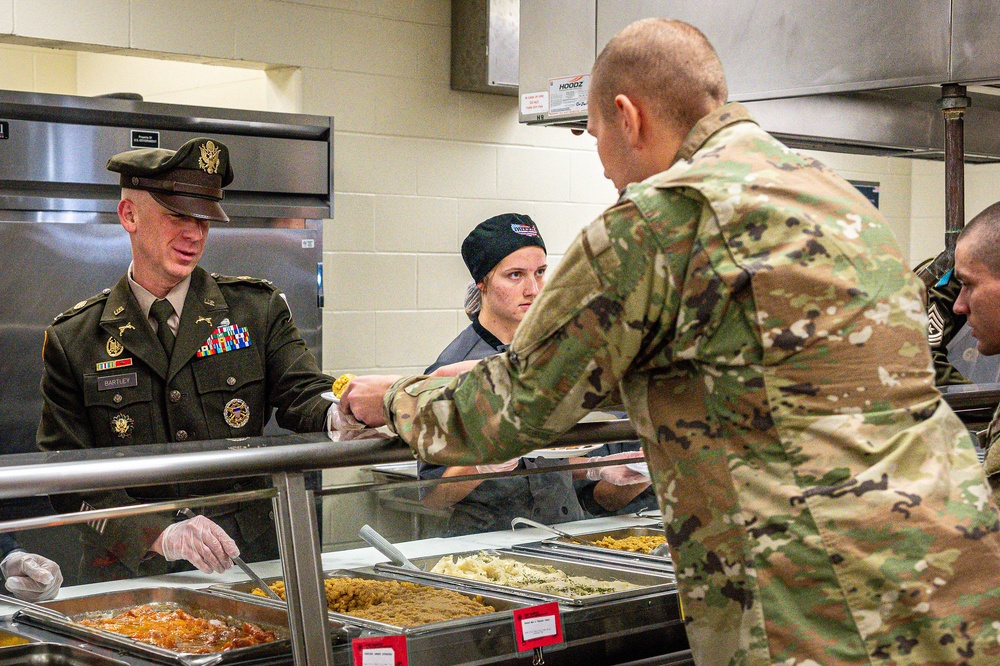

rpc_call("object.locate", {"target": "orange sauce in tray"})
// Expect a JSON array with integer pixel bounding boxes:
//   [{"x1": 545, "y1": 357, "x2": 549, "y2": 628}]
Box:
[{"x1": 77, "y1": 604, "x2": 278, "y2": 654}]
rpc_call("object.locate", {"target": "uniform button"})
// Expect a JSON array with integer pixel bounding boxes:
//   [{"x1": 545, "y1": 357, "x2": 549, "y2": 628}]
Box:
[
  {"x1": 113, "y1": 394, "x2": 123, "y2": 404},
  {"x1": 176, "y1": 430, "x2": 188, "y2": 441},
  {"x1": 226, "y1": 376, "x2": 236, "y2": 386},
  {"x1": 102, "y1": 288, "x2": 112, "y2": 295},
  {"x1": 169, "y1": 390, "x2": 182, "y2": 403},
  {"x1": 560, "y1": 506, "x2": 569, "y2": 515}
]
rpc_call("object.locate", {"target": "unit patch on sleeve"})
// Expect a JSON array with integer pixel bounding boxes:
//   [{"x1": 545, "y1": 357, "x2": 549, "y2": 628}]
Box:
[{"x1": 195, "y1": 323, "x2": 252, "y2": 358}]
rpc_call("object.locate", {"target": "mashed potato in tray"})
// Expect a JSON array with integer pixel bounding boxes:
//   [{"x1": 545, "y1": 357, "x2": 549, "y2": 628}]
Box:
[
  {"x1": 332, "y1": 373, "x2": 356, "y2": 399},
  {"x1": 253, "y1": 577, "x2": 494, "y2": 627},
  {"x1": 430, "y1": 552, "x2": 642, "y2": 598}
]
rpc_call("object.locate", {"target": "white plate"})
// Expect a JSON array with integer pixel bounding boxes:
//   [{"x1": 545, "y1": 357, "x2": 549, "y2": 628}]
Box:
[
  {"x1": 626, "y1": 462, "x2": 650, "y2": 478},
  {"x1": 321, "y1": 391, "x2": 340, "y2": 404},
  {"x1": 524, "y1": 444, "x2": 603, "y2": 459}
]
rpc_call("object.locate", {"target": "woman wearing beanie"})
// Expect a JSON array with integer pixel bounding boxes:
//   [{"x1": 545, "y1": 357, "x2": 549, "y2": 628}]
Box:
[{"x1": 418, "y1": 214, "x2": 649, "y2": 536}]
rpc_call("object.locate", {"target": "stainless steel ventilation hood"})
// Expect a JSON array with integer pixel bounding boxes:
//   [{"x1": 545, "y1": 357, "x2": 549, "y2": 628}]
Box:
[
  {"x1": 518, "y1": 0, "x2": 1000, "y2": 161},
  {"x1": 0, "y1": 90, "x2": 332, "y2": 221}
]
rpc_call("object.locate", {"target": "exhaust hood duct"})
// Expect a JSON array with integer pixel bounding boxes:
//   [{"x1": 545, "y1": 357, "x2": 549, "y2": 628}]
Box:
[
  {"x1": 451, "y1": 0, "x2": 519, "y2": 96},
  {"x1": 518, "y1": 0, "x2": 1000, "y2": 161}
]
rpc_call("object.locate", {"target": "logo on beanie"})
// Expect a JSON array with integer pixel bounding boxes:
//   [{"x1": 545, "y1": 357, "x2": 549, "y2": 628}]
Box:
[{"x1": 511, "y1": 223, "x2": 538, "y2": 237}]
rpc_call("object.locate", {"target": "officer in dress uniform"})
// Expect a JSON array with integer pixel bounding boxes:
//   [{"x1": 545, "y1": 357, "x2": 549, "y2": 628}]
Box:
[{"x1": 37, "y1": 138, "x2": 336, "y2": 583}]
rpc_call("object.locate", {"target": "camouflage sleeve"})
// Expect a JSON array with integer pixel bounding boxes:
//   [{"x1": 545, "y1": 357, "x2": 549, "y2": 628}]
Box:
[{"x1": 384, "y1": 195, "x2": 699, "y2": 465}]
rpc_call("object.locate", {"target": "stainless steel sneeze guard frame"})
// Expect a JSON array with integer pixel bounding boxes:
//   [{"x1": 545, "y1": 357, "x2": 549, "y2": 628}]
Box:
[{"x1": 0, "y1": 419, "x2": 643, "y2": 666}]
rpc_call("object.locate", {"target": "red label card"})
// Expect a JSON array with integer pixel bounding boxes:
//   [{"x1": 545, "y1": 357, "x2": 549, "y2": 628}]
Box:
[
  {"x1": 513, "y1": 602, "x2": 563, "y2": 651},
  {"x1": 352, "y1": 635, "x2": 407, "y2": 666}
]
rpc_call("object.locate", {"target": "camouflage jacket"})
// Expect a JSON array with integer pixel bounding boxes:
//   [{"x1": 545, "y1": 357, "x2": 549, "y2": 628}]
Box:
[
  {"x1": 913, "y1": 254, "x2": 968, "y2": 385},
  {"x1": 384, "y1": 103, "x2": 1000, "y2": 665}
]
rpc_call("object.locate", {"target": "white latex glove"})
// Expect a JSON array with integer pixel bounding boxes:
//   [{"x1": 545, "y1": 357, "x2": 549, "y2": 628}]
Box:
[
  {"x1": 1, "y1": 551, "x2": 63, "y2": 602},
  {"x1": 156, "y1": 516, "x2": 239, "y2": 574},
  {"x1": 475, "y1": 459, "x2": 520, "y2": 473},
  {"x1": 585, "y1": 451, "x2": 649, "y2": 485},
  {"x1": 326, "y1": 404, "x2": 391, "y2": 443}
]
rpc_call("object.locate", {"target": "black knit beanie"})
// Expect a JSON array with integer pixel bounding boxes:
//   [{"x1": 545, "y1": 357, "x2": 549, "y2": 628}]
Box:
[{"x1": 461, "y1": 213, "x2": 546, "y2": 282}]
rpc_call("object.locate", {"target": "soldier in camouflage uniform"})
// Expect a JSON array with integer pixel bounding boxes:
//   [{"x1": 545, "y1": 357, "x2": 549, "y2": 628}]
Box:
[
  {"x1": 343, "y1": 19, "x2": 1000, "y2": 665},
  {"x1": 913, "y1": 252, "x2": 968, "y2": 385},
  {"x1": 37, "y1": 138, "x2": 335, "y2": 583},
  {"x1": 954, "y1": 202, "x2": 1000, "y2": 502}
]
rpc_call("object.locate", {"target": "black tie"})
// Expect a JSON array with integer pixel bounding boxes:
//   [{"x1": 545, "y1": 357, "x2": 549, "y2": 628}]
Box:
[{"x1": 149, "y1": 299, "x2": 175, "y2": 356}]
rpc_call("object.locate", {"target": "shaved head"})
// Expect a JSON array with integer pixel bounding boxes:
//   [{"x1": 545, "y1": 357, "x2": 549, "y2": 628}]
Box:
[
  {"x1": 590, "y1": 18, "x2": 728, "y2": 136},
  {"x1": 959, "y1": 202, "x2": 1000, "y2": 277}
]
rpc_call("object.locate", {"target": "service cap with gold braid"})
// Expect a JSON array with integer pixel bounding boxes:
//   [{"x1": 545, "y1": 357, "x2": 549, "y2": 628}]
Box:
[{"x1": 107, "y1": 137, "x2": 235, "y2": 223}]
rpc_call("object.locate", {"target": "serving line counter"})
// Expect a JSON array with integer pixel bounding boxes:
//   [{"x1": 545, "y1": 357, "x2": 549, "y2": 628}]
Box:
[{"x1": 0, "y1": 422, "x2": 691, "y2": 665}]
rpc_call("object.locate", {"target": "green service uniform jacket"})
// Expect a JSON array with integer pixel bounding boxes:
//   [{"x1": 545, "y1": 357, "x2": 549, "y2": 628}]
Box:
[
  {"x1": 37, "y1": 266, "x2": 333, "y2": 580},
  {"x1": 383, "y1": 104, "x2": 1000, "y2": 664}
]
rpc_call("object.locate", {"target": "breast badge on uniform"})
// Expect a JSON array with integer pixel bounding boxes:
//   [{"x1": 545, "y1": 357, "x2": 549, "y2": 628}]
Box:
[
  {"x1": 110, "y1": 413, "x2": 134, "y2": 438},
  {"x1": 106, "y1": 337, "x2": 125, "y2": 357},
  {"x1": 195, "y1": 323, "x2": 252, "y2": 358},
  {"x1": 224, "y1": 399, "x2": 250, "y2": 429},
  {"x1": 198, "y1": 140, "x2": 221, "y2": 174}
]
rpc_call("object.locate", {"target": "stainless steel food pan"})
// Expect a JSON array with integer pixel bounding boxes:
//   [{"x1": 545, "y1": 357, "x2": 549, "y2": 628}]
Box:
[
  {"x1": 209, "y1": 569, "x2": 533, "y2": 636},
  {"x1": 0, "y1": 643, "x2": 130, "y2": 665},
  {"x1": 14, "y1": 587, "x2": 291, "y2": 666},
  {"x1": 513, "y1": 526, "x2": 674, "y2": 571},
  {"x1": 375, "y1": 550, "x2": 676, "y2": 607}
]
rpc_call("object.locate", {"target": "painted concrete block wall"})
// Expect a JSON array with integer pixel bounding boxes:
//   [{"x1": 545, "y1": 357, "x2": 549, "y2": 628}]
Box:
[
  {"x1": 909, "y1": 160, "x2": 1000, "y2": 265},
  {"x1": 1, "y1": 0, "x2": 925, "y2": 380}
]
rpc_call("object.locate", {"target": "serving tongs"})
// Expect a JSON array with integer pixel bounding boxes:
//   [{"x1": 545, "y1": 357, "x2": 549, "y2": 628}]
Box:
[
  {"x1": 0, "y1": 591, "x2": 72, "y2": 624},
  {"x1": 511, "y1": 516, "x2": 592, "y2": 546},
  {"x1": 358, "y1": 524, "x2": 420, "y2": 571},
  {"x1": 178, "y1": 508, "x2": 282, "y2": 602}
]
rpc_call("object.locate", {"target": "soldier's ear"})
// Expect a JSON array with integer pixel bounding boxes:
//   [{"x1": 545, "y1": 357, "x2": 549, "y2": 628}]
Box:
[{"x1": 118, "y1": 198, "x2": 138, "y2": 233}]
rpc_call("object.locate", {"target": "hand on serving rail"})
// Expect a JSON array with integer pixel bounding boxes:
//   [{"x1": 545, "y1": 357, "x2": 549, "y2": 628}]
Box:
[
  {"x1": 584, "y1": 450, "x2": 648, "y2": 486},
  {"x1": 1, "y1": 551, "x2": 63, "y2": 601},
  {"x1": 429, "y1": 359, "x2": 480, "y2": 377},
  {"x1": 475, "y1": 459, "x2": 520, "y2": 474},
  {"x1": 339, "y1": 374, "x2": 402, "y2": 428},
  {"x1": 152, "y1": 515, "x2": 239, "y2": 574}
]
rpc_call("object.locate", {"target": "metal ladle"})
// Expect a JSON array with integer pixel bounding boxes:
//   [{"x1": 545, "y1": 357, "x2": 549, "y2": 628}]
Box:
[
  {"x1": 358, "y1": 525, "x2": 420, "y2": 571},
  {"x1": 178, "y1": 508, "x2": 282, "y2": 601},
  {"x1": 510, "y1": 516, "x2": 593, "y2": 546}
]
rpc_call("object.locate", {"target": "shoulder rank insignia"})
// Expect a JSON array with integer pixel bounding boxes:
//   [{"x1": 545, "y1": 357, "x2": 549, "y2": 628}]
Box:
[
  {"x1": 110, "y1": 413, "x2": 134, "y2": 438},
  {"x1": 196, "y1": 323, "x2": 252, "y2": 358},
  {"x1": 106, "y1": 337, "x2": 125, "y2": 358},
  {"x1": 224, "y1": 399, "x2": 250, "y2": 428},
  {"x1": 198, "y1": 140, "x2": 221, "y2": 174}
]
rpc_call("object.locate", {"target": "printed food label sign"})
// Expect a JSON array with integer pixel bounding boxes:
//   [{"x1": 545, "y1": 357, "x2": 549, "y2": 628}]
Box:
[
  {"x1": 352, "y1": 635, "x2": 407, "y2": 666},
  {"x1": 513, "y1": 602, "x2": 563, "y2": 651},
  {"x1": 548, "y1": 74, "x2": 589, "y2": 117}
]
